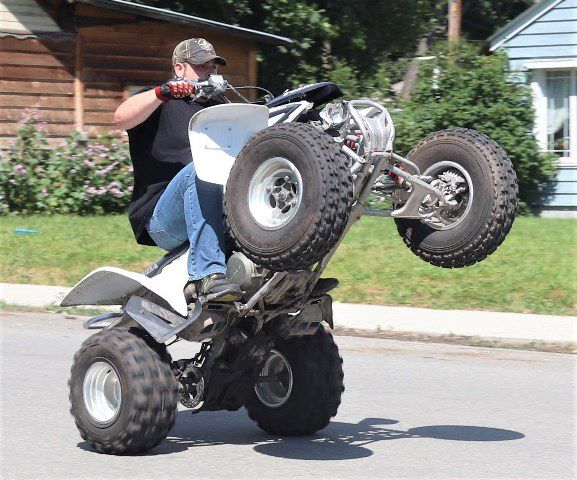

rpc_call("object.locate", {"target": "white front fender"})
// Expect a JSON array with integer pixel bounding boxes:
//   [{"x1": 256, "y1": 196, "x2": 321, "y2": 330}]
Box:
[{"x1": 189, "y1": 103, "x2": 269, "y2": 185}]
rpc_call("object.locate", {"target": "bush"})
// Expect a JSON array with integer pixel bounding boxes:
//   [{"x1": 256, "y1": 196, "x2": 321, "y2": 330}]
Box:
[
  {"x1": 328, "y1": 56, "x2": 393, "y2": 101},
  {"x1": 392, "y1": 42, "x2": 557, "y2": 208},
  {"x1": 0, "y1": 118, "x2": 132, "y2": 215}
]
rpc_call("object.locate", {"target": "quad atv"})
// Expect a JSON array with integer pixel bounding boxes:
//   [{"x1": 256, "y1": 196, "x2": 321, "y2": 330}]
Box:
[{"x1": 63, "y1": 77, "x2": 518, "y2": 454}]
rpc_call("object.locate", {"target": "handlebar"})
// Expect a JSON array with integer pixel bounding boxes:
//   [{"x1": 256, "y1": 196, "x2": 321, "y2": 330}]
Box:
[{"x1": 193, "y1": 76, "x2": 274, "y2": 104}]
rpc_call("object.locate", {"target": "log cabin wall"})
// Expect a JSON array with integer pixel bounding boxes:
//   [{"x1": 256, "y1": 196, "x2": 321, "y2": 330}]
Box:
[
  {"x1": 0, "y1": 34, "x2": 77, "y2": 148},
  {"x1": 0, "y1": 1, "x2": 258, "y2": 149}
]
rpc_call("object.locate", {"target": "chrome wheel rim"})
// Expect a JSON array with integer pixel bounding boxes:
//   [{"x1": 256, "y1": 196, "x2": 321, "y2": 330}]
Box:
[
  {"x1": 254, "y1": 350, "x2": 293, "y2": 408},
  {"x1": 421, "y1": 161, "x2": 474, "y2": 231},
  {"x1": 83, "y1": 361, "x2": 122, "y2": 424},
  {"x1": 248, "y1": 157, "x2": 303, "y2": 230}
]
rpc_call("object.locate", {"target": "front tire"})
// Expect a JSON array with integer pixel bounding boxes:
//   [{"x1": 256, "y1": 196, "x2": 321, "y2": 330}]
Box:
[
  {"x1": 395, "y1": 128, "x2": 518, "y2": 267},
  {"x1": 69, "y1": 329, "x2": 178, "y2": 455},
  {"x1": 225, "y1": 123, "x2": 353, "y2": 271},
  {"x1": 245, "y1": 327, "x2": 344, "y2": 435}
]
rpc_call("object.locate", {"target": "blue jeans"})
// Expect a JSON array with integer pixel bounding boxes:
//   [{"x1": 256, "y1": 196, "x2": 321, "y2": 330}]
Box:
[{"x1": 146, "y1": 162, "x2": 227, "y2": 281}]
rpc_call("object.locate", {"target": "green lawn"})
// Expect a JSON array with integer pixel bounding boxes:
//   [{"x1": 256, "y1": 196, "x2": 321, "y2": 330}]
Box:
[{"x1": 1, "y1": 215, "x2": 576, "y2": 316}]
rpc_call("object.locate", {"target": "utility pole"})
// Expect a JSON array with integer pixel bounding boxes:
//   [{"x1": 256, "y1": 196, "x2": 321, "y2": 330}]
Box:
[{"x1": 448, "y1": 0, "x2": 462, "y2": 42}]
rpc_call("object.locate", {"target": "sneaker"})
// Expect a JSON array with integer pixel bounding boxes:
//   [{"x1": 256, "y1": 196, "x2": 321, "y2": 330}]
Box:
[{"x1": 196, "y1": 273, "x2": 242, "y2": 301}]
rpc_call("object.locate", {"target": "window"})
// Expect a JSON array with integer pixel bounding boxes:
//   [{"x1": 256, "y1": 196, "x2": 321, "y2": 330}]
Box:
[
  {"x1": 546, "y1": 71, "x2": 572, "y2": 158},
  {"x1": 535, "y1": 68, "x2": 577, "y2": 165}
]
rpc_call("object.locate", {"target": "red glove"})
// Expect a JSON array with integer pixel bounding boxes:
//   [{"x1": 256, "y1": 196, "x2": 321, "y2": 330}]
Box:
[{"x1": 155, "y1": 78, "x2": 198, "y2": 101}]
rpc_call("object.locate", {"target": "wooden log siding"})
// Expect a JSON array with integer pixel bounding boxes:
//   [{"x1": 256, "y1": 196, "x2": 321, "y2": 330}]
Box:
[
  {"x1": 0, "y1": 35, "x2": 77, "y2": 147},
  {"x1": 0, "y1": 5, "x2": 259, "y2": 149},
  {"x1": 78, "y1": 22, "x2": 255, "y2": 135}
]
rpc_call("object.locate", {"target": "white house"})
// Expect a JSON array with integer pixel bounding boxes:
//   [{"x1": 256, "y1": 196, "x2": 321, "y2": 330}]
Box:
[{"x1": 488, "y1": 0, "x2": 577, "y2": 217}]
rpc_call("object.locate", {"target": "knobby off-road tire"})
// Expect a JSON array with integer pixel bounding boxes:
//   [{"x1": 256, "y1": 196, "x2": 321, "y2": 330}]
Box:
[
  {"x1": 69, "y1": 328, "x2": 178, "y2": 455},
  {"x1": 225, "y1": 123, "x2": 353, "y2": 271},
  {"x1": 245, "y1": 327, "x2": 344, "y2": 436},
  {"x1": 395, "y1": 128, "x2": 518, "y2": 268}
]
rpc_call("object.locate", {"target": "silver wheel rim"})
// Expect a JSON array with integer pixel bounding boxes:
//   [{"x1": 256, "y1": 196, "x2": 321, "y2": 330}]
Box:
[
  {"x1": 254, "y1": 350, "x2": 293, "y2": 408},
  {"x1": 248, "y1": 157, "x2": 303, "y2": 230},
  {"x1": 83, "y1": 361, "x2": 122, "y2": 424},
  {"x1": 421, "y1": 161, "x2": 474, "y2": 231}
]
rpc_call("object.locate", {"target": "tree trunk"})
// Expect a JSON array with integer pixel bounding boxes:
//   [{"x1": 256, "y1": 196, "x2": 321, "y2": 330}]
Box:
[{"x1": 401, "y1": 37, "x2": 428, "y2": 100}]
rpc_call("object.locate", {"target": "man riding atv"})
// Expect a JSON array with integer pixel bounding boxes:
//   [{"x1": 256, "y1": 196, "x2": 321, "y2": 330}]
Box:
[
  {"x1": 64, "y1": 38, "x2": 517, "y2": 455},
  {"x1": 114, "y1": 38, "x2": 242, "y2": 302}
]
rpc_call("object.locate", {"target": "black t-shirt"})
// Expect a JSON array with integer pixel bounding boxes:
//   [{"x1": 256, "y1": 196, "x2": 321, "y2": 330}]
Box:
[{"x1": 126, "y1": 93, "x2": 217, "y2": 245}]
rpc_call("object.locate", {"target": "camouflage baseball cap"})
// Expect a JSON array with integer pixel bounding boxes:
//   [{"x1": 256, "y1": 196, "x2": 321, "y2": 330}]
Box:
[{"x1": 172, "y1": 38, "x2": 228, "y2": 66}]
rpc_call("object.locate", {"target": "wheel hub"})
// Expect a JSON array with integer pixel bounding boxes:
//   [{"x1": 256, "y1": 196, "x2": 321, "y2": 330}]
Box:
[
  {"x1": 420, "y1": 161, "x2": 473, "y2": 230},
  {"x1": 248, "y1": 157, "x2": 303, "y2": 230},
  {"x1": 83, "y1": 361, "x2": 122, "y2": 424},
  {"x1": 254, "y1": 350, "x2": 293, "y2": 408}
]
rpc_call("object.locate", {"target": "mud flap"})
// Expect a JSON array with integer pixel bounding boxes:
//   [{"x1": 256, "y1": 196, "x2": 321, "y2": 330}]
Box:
[
  {"x1": 121, "y1": 296, "x2": 236, "y2": 344},
  {"x1": 285, "y1": 295, "x2": 333, "y2": 337},
  {"x1": 122, "y1": 296, "x2": 201, "y2": 343}
]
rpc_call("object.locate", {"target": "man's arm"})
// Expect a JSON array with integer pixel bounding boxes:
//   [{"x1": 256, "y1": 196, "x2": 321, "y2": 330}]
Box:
[
  {"x1": 114, "y1": 89, "x2": 162, "y2": 132},
  {"x1": 114, "y1": 79, "x2": 199, "y2": 131}
]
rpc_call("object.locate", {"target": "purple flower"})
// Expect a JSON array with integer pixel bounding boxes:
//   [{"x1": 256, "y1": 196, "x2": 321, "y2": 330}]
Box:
[
  {"x1": 99, "y1": 153, "x2": 107, "y2": 158},
  {"x1": 13, "y1": 164, "x2": 27, "y2": 177},
  {"x1": 8, "y1": 179, "x2": 16, "y2": 184}
]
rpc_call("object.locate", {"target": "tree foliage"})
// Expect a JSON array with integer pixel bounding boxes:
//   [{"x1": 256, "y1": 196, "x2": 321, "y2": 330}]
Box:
[
  {"x1": 132, "y1": 0, "x2": 535, "y2": 95},
  {"x1": 392, "y1": 42, "x2": 556, "y2": 208},
  {"x1": 132, "y1": 0, "x2": 435, "y2": 94},
  {"x1": 461, "y1": 0, "x2": 534, "y2": 41}
]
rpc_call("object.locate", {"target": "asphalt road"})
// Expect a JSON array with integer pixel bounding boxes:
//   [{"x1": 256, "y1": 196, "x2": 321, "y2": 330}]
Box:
[{"x1": 1, "y1": 311, "x2": 575, "y2": 480}]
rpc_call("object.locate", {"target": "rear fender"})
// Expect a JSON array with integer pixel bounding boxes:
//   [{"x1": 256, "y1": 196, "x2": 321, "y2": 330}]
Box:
[{"x1": 60, "y1": 252, "x2": 189, "y2": 316}]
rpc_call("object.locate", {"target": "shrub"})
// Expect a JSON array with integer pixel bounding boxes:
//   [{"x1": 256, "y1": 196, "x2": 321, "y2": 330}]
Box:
[
  {"x1": 0, "y1": 115, "x2": 52, "y2": 215},
  {"x1": 328, "y1": 56, "x2": 393, "y2": 101},
  {"x1": 392, "y1": 42, "x2": 557, "y2": 209},
  {"x1": 0, "y1": 118, "x2": 132, "y2": 215}
]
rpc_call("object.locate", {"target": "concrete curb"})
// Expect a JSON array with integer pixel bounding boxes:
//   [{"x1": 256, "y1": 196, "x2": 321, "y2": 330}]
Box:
[{"x1": 1, "y1": 282, "x2": 576, "y2": 343}]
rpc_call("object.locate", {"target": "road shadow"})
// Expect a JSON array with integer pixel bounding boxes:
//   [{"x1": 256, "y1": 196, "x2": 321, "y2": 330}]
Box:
[{"x1": 79, "y1": 410, "x2": 523, "y2": 458}]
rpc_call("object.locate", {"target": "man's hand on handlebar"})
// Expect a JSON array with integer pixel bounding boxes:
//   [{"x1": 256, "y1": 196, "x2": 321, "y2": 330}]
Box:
[{"x1": 155, "y1": 78, "x2": 199, "y2": 102}]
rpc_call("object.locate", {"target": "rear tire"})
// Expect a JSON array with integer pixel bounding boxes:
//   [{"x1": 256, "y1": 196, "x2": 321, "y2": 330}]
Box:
[
  {"x1": 225, "y1": 123, "x2": 352, "y2": 271},
  {"x1": 69, "y1": 329, "x2": 178, "y2": 455},
  {"x1": 245, "y1": 327, "x2": 344, "y2": 436},
  {"x1": 395, "y1": 128, "x2": 518, "y2": 267}
]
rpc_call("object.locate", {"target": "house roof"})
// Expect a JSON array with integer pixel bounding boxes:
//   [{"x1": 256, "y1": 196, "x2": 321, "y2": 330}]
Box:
[
  {"x1": 76, "y1": 0, "x2": 292, "y2": 45},
  {"x1": 487, "y1": 0, "x2": 564, "y2": 51},
  {"x1": 0, "y1": 0, "x2": 64, "y2": 36}
]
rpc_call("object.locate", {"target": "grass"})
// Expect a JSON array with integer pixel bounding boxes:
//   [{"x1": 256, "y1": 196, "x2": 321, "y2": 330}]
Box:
[{"x1": 1, "y1": 215, "x2": 576, "y2": 316}]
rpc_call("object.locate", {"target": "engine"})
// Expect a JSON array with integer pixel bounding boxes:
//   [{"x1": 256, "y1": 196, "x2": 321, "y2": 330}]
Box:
[{"x1": 226, "y1": 252, "x2": 262, "y2": 298}]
